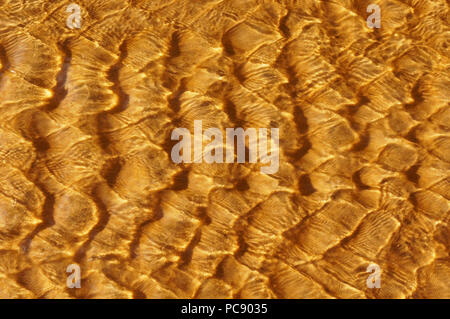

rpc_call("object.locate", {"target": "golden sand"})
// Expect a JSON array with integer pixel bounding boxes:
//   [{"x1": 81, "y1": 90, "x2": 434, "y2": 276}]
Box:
[{"x1": 0, "y1": 0, "x2": 449, "y2": 298}]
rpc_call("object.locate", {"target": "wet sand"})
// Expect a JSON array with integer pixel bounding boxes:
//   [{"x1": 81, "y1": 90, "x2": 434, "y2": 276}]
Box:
[{"x1": 0, "y1": 0, "x2": 449, "y2": 298}]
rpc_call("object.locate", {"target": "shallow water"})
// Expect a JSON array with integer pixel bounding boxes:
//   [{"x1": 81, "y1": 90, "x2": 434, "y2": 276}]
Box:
[{"x1": 0, "y1": 0, "x2": 448, "y2": 298}]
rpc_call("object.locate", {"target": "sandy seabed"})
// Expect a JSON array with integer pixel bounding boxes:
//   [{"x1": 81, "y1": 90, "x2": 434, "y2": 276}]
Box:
[{"x1": 0, "y1": 0, "x2": 449, "y2": 299}]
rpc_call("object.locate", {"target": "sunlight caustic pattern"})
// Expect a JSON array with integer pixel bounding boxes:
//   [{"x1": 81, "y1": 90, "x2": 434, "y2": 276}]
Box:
[{"x1": 0, "y1": 0, "x2": 449, "y2": 299}]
